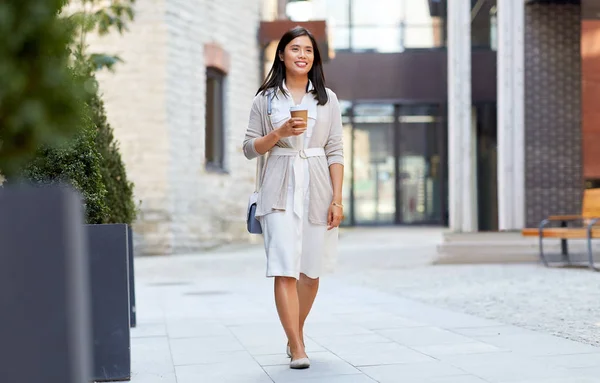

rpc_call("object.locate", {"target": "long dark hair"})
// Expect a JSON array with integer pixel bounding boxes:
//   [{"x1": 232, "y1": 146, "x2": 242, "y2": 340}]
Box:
[{"x1": 257, "y1": 26, "x2": 328, "y2": 105}]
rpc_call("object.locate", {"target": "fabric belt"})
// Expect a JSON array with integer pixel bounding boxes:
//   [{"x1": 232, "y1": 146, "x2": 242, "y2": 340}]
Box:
[
  {"x1": 269, "y1": 147, "x2": 325, "y2": 219},
  {"x1": 269, "y1": 147, "x2": 325, "y2": 158}
]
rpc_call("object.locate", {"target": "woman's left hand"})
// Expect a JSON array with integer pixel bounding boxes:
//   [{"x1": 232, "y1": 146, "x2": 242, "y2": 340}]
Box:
[{"x1": 327, "y1": 203, "x2": 344, "y2": 230}]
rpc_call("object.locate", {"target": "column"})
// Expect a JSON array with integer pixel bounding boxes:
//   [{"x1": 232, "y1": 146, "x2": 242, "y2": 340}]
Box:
[
  {"x1": 448, "y1": 0, "x2": 477, "y2": 232},
  {"x1": 497, "y1": 0, "x2": 525, "y2": 230},
  {"x1": 277, "y1": 0, "x2": 287, "y2": 19}
]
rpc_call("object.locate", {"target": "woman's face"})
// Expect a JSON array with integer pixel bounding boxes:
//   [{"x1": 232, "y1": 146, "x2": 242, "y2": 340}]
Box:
[{"x1": 280, "y1": 35, "x2": 314, "y2": 78}]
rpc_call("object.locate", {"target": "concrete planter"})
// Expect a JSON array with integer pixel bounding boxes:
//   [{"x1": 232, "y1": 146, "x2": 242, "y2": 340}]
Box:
[
  {"x1": 87, "y1": 223, "x2": 131, "y2": 382},
  {"x1": 0, "y1": 185, "x2": 92, "y2": 383},
  {"x1": 127, "y1": 225, "x2": 136, "y2": 328}
]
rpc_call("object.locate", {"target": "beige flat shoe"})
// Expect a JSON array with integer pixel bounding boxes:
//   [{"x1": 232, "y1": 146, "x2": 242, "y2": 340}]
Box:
[
  {"x1": 287, "y1": 340, "x2": 305, "y2": 358},
  {"x1": 290, "y1": 357, "x2": 310, "y2": 369}
]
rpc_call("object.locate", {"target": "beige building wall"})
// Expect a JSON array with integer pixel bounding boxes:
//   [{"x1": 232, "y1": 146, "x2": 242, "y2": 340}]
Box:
[{"x1": 87, "y1": 0, "x2": 263, "y2": 255}]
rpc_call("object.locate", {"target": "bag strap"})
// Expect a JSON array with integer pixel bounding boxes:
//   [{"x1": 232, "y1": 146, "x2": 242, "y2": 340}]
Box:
[{"x1": 254, "y1": 90, "x2": 276, "y2": 191}]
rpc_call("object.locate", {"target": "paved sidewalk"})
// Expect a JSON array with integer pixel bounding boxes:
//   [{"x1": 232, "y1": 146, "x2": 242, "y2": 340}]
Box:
[{"x1": 130, "y1": 229, "x2": 600, "y2": 383}]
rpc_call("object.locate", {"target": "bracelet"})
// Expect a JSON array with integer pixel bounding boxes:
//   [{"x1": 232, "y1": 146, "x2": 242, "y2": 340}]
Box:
[{"x1": 331, "y1": 202, "x2": 344, "y2": 208}]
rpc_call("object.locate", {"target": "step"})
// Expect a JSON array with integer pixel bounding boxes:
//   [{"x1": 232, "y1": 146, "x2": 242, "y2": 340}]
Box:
[{"x1": 435, "y1": 231, "x2": 600, "y2": 265}]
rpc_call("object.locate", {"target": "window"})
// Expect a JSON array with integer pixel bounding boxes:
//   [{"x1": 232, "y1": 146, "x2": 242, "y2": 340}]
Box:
[
  {"x1": 324, "y1": 0, "x2": 445, "y2": 52},
  {"x1": 205, "y1": 67, "x2": 225, "y2": 171}
]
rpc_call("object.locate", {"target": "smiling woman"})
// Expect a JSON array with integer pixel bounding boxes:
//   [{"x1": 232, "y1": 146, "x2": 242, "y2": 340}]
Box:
[{"x1": 243, "y1": 26, "x2": 345, "y2": 370}]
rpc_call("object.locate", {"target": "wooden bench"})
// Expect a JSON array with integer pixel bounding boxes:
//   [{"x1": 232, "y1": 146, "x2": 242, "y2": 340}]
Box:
[{"x1": 521, "y1": 188, "x2": 600, "y2": 270}]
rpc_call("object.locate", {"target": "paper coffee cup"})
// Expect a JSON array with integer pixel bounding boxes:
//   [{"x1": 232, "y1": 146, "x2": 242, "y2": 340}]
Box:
[
  {"x1": 290, "y1": 106, "x2": 308, "y2": 125},
  {"x1": 290, "y1": 106, "x2": 307, "y2": 148}
]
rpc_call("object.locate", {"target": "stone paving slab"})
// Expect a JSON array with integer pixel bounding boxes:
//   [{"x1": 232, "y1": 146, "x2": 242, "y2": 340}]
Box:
[{"x1": 128, "y1": 228, "x2": 600, "y2": 382}]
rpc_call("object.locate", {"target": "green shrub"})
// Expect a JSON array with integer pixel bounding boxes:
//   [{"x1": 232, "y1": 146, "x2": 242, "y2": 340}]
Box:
[
  {"x1": 22, "y1": 101, "x2": 109, "y2": 224},
  {"x1": 22, "y1": 69, "x2": 137, "y2": 225},
  {"x1": 90, "y1": 89, "x2": 137, "y2": 225},
  {"x1": 0, "y1": 0, "x2": 87, "y2": 178}
]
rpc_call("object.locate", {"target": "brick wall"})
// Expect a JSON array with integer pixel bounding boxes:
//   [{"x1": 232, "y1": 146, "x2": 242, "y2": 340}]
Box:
[
  {"x1": 524, "y1": 2, "x2": 583, "y2": 227},
  {"x1": 88, "y1": 0, "x2": 262, "y2": 255},
  {"x1": 581, "y1": 0, "x2": 600, "y2": 180}
]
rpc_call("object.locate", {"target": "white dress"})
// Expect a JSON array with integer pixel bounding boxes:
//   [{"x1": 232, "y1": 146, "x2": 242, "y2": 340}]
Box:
[{"x1": 259, "y1": 84, "x2": 338, "y2": 280}]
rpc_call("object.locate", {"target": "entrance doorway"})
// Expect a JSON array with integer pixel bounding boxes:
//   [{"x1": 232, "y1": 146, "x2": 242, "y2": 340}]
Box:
[{"x1": 351, "y1": 103, "x2": 446, "y2": 225}]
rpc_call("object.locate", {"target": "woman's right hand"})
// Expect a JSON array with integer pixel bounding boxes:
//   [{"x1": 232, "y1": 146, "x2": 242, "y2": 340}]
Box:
[{"x1": 276, "y1": 117, "x2": 307, "y2": 138}]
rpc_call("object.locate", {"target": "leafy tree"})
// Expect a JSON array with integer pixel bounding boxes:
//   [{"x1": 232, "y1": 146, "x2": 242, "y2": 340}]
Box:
[
  {"x1": 69, "y1": 0, "x2": 136, "y2": 71},
  {"x1": 0, "y1": 0, "x2": 88, "y2": 178}
]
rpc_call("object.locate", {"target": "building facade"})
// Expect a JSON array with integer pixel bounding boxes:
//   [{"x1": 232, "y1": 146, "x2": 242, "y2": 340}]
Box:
[
  {"x1": 87, "y1": 0, "x2": 595, "y2": 254},
  {"x1": 275, "y1": 0, "x2": 596, "y2": 234},
  {"x1": 449, "y1": 0, "x2": 598, "y2": 232},
  {"x1": 268, "y1": 0, "x2": 497, "y2": 229},
  {"x1": 88, "y1": 0, "x2": 263, "y2": 255}
]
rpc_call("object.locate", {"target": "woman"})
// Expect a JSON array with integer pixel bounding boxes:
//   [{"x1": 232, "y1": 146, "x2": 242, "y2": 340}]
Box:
[{"x1": 243, "y1": 26, "x2": 344, "y2": 369}]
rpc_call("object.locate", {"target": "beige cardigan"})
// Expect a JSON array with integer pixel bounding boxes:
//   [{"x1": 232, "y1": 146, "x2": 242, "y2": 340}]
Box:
[{"x1": 243, "y1": 88, "x2": 344, "y2": 225}]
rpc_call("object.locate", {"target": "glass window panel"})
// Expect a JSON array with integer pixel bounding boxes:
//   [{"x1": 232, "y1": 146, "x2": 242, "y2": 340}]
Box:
[
  {"x1": 341, "y1": 123, "x2": 352, "y2": 226},
  {"x1": 353, "y1": 125, "x2": 395, "y2": 224},
  {"x1": 351, "y1": 0, "x2": 403, "y2": 26},
  {"x1": 339, "y1": 99, "x2": 352, "y2": 226},
  {"x1": 403, "y1": 23, "x2": 440, "y2": 49},
  {"x1": 354, "y1": 104, "x2": 395, "y2": 117},
  {"x1": 205, "y1": 68, "x2": 225, "y2": 170},
  {"x1": 404, "y1": 0, "x2": 435, "y2": 25},
  {"x1": 323, "y1": 0, "x2": 350, "y2": 26},
  {"x1": 339, "y1": 100, "x2": 352, "y2": 115},
  {"x1": 490, "y1": 13, "x2": 497, "y2": 51},
  {"x1": 397, "y1": 104, "x2": 443, "y2": 224},
  {"x1": 402, "y1": 0, "x2": 445, "y2": 49},
  {"x1": 353, "y1": 103, "x2": 396, "y2": 224},
  {"x1": 332, "y1": 27, "x2": 350, "y2": 50},
  {"x1": 351, "y1": 26, "x2": 402, "y2": 53}
]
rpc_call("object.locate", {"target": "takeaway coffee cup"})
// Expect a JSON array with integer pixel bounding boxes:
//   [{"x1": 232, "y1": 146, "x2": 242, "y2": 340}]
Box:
[
  {"x1": 290, "y1": 105, "x2": 308, "y2": 147},
  {"x1": 290, "y1": 106, "x2": 308, "y2": 128}
]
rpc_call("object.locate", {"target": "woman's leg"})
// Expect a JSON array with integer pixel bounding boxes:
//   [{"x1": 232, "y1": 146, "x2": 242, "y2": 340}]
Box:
[
  {"x1": 274, "y1": 276, "x2": 307, "y2": 359},
  {"x1": 297, "y1": 273, "x2": 319, "y2": 346}
]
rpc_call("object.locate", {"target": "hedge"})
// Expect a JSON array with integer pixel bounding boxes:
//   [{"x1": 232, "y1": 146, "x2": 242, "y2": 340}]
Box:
[
  {"x1": 90, "y1": 88, "x2": 137, "y2": 225},
  {"x1": 22, "y1": 100, "x2": 109, "y2": 224},
  {"x1": 23, "y1": 73, "x2": 137, "y2": 225}
]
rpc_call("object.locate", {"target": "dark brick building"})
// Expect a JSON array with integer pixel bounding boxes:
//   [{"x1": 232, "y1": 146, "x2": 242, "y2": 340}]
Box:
[{"x1": 524, "y1": 0, "x2": 599, "y2": 227}]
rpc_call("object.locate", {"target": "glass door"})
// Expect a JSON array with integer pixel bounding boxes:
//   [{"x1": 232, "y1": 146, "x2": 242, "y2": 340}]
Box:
[
  {"x1": 352, "y1": 104, "x2": 396, "y2": 224},
  {"x1": 347, "y1": 102, "x2": 446, "y2": 226},
  {"x1": 396, "y1": 105, "x2": 444, "y2": 224}
]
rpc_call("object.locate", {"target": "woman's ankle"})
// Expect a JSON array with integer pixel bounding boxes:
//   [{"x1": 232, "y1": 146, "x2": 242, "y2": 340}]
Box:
[
  {"x1": 290, "y1": 345, "x2": 307, "y2": 359},
  {"x1": 288, "y1": 335, "x2": 305, "y2": 347}
]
